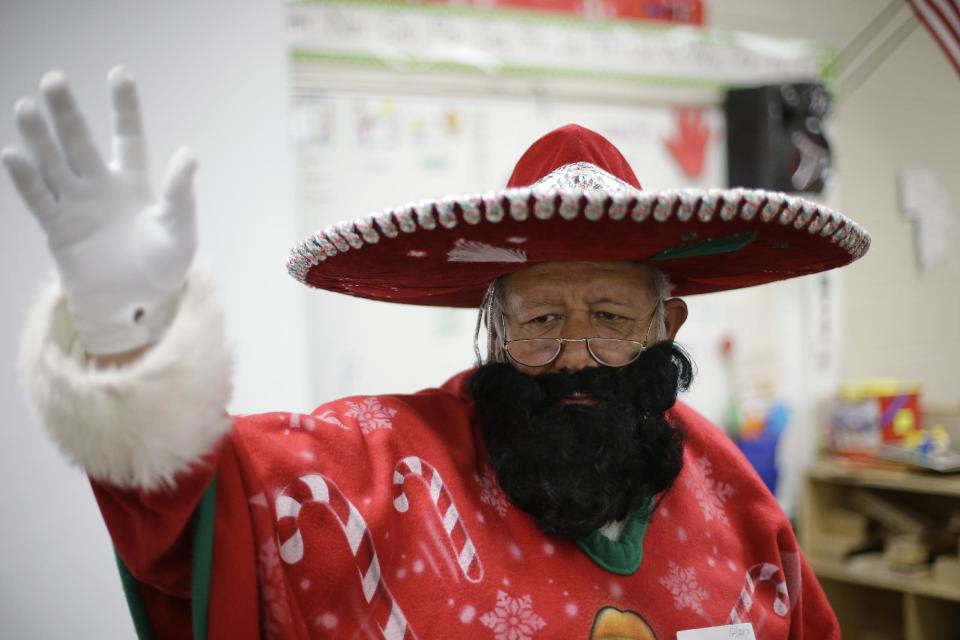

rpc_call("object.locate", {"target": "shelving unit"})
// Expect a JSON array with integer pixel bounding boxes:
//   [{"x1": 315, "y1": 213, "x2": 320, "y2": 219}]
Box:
[{"x1": 801, "y1": 458, "x2": 960, "y2": 640}]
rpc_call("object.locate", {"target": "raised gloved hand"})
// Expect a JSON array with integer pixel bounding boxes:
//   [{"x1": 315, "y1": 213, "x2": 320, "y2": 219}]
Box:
[{"x1": 3, "y1": 67, "x2": 198, "y2": 355}]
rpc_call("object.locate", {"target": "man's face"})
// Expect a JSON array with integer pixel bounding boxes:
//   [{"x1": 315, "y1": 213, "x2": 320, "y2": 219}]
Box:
[
  {"x1": 469, "y1": 261, "x2": 693, "y2": 539},
  {"x1": 500, "y1": 261, "x2": 684, "y2": 374}
]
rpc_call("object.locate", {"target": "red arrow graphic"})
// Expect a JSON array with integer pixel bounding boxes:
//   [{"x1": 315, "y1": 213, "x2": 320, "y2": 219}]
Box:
[{"x1": 664, "y1": 107, "x2": 710, "y2": 179}]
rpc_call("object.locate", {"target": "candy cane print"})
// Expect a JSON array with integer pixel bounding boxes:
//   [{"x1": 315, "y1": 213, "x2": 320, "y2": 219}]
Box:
[
  {"x1": 275, "y1": 473, "x2": 416, "y2": 640},
  {"x1": 392, "y1": 456, "x2": 484, "y2": 583},
  {"x1": 727, "y1": 562, "x2": 790, "y2": 624}
]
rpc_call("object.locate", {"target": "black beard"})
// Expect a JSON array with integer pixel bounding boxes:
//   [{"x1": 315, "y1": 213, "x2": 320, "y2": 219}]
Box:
[{"x1": 468, "y1": 341, "x2": 694, "y2": 539}]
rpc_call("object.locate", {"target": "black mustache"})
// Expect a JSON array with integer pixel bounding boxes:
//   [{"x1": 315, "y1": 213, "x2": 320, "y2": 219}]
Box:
[{"x1": 470, "y1": 340, "x2": 694, "y2": 414}]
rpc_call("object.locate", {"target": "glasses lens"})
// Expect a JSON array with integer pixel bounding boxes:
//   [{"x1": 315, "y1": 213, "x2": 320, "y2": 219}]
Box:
[
  {"x1": 504, "y1": 339, "x2": 561, "y2": 366},
  {"x1": 588, "y1": 338, "x2": 643, "y2": 367}
]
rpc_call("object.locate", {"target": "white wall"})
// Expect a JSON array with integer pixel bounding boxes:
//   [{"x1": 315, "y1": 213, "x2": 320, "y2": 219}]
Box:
[
  {"x1": 1, "y1": 1, "x2": 957, "y2": 638},
  {"x1": 0, "y1": 1, "x2": 309, "y2": 637},
  {"x1": 834, "y1": 31, "x2": 960, "y2": 406}
]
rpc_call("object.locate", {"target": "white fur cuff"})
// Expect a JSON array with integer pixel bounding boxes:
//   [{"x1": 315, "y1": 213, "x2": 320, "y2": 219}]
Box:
[{"x1": 19, "y1": 269, "x2": 234, "y2": 491}]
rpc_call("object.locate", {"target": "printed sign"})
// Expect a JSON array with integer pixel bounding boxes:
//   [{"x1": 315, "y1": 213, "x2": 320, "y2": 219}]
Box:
[{"x1": 677, "y1": 623, "x2": 757, "y2": 640}]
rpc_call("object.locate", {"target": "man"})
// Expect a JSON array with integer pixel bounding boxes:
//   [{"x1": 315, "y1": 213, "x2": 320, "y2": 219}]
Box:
[{"x1": 6, "y1": 68, "x2": 868, "y2": 639}]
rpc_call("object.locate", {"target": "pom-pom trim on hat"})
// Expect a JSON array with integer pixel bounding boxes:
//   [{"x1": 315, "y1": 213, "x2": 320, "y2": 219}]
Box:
[
  {"x1": 287, "y1": 182, "x2": 869, "y2": 283},
  {"x1": 286, "y1": 160, "x2": 870, "y2": 305}
]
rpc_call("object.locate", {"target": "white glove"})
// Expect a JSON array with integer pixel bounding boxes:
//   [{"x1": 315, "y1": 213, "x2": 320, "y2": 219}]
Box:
[{"x1": 3, "y1": 67, "x2": 198, "y2": 355}]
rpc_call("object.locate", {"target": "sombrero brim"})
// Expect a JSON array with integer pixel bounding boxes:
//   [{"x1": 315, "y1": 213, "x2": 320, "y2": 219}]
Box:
[{"x1": 287, "y1": 186, "x2": 870, "y2": 307}]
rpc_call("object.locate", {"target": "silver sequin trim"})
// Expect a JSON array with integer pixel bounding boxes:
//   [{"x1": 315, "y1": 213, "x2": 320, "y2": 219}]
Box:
[
  {"x1": 461, "y1": 196, "x2": 482, "y2": 225},
  {"x1": 312, "y1": 235, "x2": 337, "y2": 258},
  {"x1": 779, "y1": 196, "x2": 803, "y2": 225},
  {"x1": 305, "y1": 238, "x2": 328, "y2": 261},
  {"x1": 825, "y1": 218, "x2": 844, "y2": 241},
  {"x1": 416, "y1": 200, "x2": 437, "y2": 231},
  {"x1": 699, "y1": 190, "x2": 722, "y2": 222},
  {"x1": 806, "y1": 207, "x2": 825, "y2": 234},
  {"x1": 609, "y1": 197, "x2": 629, "y2": 221},
  {"x1": 506, "y1": 189, "x2": 529, "y2": 221},
  {"x1": 397, "y1": 205, "x2": 417, "y2": 233},
  {"x1": 832, "y1": 225, "x2": 848, "y2": 244},
  {"x1": 557, "y1": 193, "x2": 578, "y2": 220},
  {"x1": 436, "y1": 198, "x2": 458, "y2": 229},
  {"x1": 585, "y1": 192, "x2": 606, "y2": 221},
  {"x1": 531, "y1": 161, "x2": 638, "y2": 195},
  {"x1": 337, "y1": 222, "x2": 364, "y2": 249},
  {"x1": 760, "y1": 194, "x2": 784, "y2": 222},
  {"x1": 286, "y1": 163, "x2": 872, "y2": 286},
  {"x1": 536, "y1": 193, "x2": 557, "y2": 220},
  {"x1": 793, "y1": 203, "x2": 816, "y2": 230},
  {"x1": 741, "y1": 191, "x2": 765, "y2": 221},
  {"x1": 355, "y1": 216, "x2": 380, "y2": 244},
  {"x1": 483, "y1": 193, "x2": 504, "y2": 223},
  {"x1": 819, "y1": 208, "x2": 839, "y2": 237},
  {"x1": 677, "y1": 191, "x2": 699, "y2": 222},
  {"x1": 654, "y1": 191, "x2": 679, "y2": 222},
  {"x1": 720, "y1": 188, "x2": 744, "y2": 221},
  {"x1": 375, "y1": 209, "x2": 399, "y2": 238},
  {"x1": 631, "y1": 193, "x2": 657, "y2": 222},
  {"x1": 326, "y1": 228, "x2": 350, "y2": 252}
]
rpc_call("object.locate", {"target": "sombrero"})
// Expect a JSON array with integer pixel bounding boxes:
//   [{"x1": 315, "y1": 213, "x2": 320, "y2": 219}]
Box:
[{"x1": 287, "y1": 124, "x2": 870, "y2": 305}]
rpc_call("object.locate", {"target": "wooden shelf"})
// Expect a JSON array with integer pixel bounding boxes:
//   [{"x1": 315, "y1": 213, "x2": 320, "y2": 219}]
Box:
[
  {"x1": 808, "y1": 458, "x2": 960, "y2": 497},
  {"x1": 809, "y1": 554, "x2": 960, "y2": 603},
  {"x1": 802, "y1": 458, "x2": 960, "y2": 639}
]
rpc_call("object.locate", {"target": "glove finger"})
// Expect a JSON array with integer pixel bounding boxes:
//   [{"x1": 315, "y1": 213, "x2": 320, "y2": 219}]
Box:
[
  {"x1": 108, "y1": 66, "x2": 148, "y2": 174},
  {"x1": 41, "y1": 70, "x2": 108, "y2": 180},
  {"x1": 2, "y1": 147, "x2": 58, "y2": 224},
  {"x1": 145, "y1": 148, "x2": 198, "y2": 287},
  {"x1": 14, "y1": 97, "x2": 76, "y2": 197},
  {"x1": 160, "y1": 147, "x2": 198, "y2": 240}
]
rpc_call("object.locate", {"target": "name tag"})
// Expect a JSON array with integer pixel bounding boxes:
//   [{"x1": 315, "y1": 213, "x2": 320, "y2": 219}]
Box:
[{"x1": 677, "y1": 623, "x2": 756, "y2": 640}]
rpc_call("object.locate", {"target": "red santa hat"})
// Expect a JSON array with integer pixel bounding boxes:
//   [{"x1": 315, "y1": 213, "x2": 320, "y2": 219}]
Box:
[{"x1": 287, "y1": 124, "x2": 870, "y2": 305}]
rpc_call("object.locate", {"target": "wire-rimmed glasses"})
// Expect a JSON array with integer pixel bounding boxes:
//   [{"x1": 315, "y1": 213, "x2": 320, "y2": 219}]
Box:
[
  {"x1": 503, "y1": 336, "x2": 649, "y2": 367},
  {"x1": 503, "y1": 301, "x2": 662, "y2": 367}
]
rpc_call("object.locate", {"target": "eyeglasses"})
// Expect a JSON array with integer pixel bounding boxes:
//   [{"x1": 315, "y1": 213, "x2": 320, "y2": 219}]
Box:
[
  {"x1": 503, "y1": 304, "x2": 660, "y2": 368},
  {"x1": 503, "y1": 336, "x2": 649, "y2": 367}
]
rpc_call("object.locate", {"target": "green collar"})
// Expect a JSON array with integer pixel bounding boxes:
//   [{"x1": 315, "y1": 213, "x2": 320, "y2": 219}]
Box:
[{"x1": 576, "y1": 502, "x2": 653, "y2": 576}]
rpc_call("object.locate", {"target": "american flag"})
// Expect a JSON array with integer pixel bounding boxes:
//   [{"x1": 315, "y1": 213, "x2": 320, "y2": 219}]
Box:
[{"x1": 908, "y1": 0, "x2": 960, "y2": 75}]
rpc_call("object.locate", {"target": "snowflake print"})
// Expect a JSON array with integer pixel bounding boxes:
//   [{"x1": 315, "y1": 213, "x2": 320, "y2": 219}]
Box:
[
  {"x1": 476, "y1": 467, "x2": 510, "y2": 518},
  {"x1": 480, "y1": 591, "x2": 547, "y2": 639},
  {"x1": 257, "y1": 540, "x2": 292, "y2": 639},
  {"x1": 659, "y1": 561, "x2": 709, "y2": 615},
  {"x1": 684, "y1": 455, "x2": 735, "y2": 526},
  {"x1": 344, "y1": 397, "x2": 398, "y2": 434}
]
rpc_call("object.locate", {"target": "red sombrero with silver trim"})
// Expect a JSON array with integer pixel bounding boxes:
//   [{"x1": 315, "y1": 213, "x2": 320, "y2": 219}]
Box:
[{"x1": 287, "y1": 124, "x2": 870, "y2": 306}]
